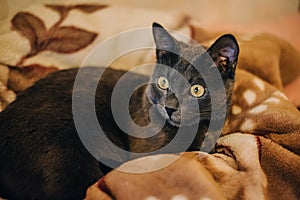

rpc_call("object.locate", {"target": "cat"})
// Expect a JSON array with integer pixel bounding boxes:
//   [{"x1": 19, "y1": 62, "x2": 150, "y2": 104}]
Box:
[{"x1": 0, "y1": 22, "x2": 239, "y2": 200}]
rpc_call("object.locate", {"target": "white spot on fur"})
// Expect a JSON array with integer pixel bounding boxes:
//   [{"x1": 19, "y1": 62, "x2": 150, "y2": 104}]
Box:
[
  {"x1": 231, "y1": 105, "x2": 242, "y2": 115},
  {"x1": 240, "y1": 119, "x2": 256, "y2": 132},
  {"x1": 171, "y1": 194, "x2": 189, "y2": 200},
  {"x1": 264, "y1": 97, "x2": 281, "y2": 104},
  {"x1": 249, "y1": 104, "x2": 268, "y2": 114},
  {"x1": 145, "y1": 196, "x2": 159, "y2": 200},
  {"x1": 273, "y1": 91, "x2": 288, "y2": 100},
  {"x1": 243, "y1": 90, "x2": 257, "y2": 105},
  {"x1": 253, "y1": 78, "x2": 265, "y2": 91}
]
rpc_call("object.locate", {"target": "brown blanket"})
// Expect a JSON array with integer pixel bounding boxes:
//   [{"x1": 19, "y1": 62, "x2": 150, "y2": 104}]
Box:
[{"x1": 86, "y1": 133, "x2": 300, "y2": 200}]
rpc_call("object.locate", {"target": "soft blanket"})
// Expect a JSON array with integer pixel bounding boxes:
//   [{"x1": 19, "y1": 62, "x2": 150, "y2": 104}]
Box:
[{"x1": 0, "y1": 2, "x2": 299, "y2": 200}]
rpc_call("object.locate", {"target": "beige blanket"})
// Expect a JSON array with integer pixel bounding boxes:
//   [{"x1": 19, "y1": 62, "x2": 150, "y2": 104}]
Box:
[{"x1": 0, "y1": 2, "x2": 299, "y2": 200}]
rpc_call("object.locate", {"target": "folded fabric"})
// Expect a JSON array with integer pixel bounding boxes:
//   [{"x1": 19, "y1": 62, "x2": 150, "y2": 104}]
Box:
[{"x1": 85, "y1": 132, "x2": 300, "y2": 200}]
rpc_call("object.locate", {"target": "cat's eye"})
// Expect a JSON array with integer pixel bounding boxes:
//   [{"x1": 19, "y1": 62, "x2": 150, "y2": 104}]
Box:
[
  {"x1": 190, "y1": 84, "x2": 205, "y2": 98},
  {"x1": 157, "y1": 76, "x2": 169, "y2": 90}
]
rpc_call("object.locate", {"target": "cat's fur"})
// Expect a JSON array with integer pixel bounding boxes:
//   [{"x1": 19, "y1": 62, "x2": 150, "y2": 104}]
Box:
[{"x1": 0, "y1": 23, "x2": 239, "y2": 200}]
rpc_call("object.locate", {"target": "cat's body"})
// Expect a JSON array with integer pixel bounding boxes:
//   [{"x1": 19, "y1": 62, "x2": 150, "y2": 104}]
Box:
[
  {"x1": 0, "y1": 23, "x2": 239, "y2": 199},
  {"x1": 0, "y1": 67, "x2": 136, "y2": 199}
]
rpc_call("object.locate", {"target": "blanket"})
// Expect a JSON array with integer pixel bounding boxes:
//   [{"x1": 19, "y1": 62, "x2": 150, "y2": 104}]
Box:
[{"x1": 0, "y1": 2, "x2": 300, "y2": 200}]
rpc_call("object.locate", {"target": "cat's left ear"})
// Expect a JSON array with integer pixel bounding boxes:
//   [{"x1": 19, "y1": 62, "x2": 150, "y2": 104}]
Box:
[
  {"x1": 207, "y1": 34, "x2": 239, "y2": 78},
  {"x1": 152, "y1": 22, "x2": 179, "y2": 60}
]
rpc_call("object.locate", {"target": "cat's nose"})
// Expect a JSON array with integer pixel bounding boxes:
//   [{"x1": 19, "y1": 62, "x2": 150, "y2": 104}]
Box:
[{"x1": 165, "y1": 107, "x2": 176, "y2": 117}]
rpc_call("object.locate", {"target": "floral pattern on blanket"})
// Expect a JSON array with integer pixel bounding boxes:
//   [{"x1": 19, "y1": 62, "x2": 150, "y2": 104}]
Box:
[
  {"x1": 0, "y1": 4, "x2": 108, "y2": 112},
  {"x1": 12, "y1": 4, "x2": 107, "y2": 66}
]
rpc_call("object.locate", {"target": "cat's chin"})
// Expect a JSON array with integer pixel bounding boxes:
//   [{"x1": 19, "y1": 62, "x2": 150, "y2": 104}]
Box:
[
  {"x1": 156, "y1": 106, "x2": 181, "y2": 127},
  {"x1": 166, "y1": 119, "x2": 181, "y2": 127},
  {"x1": 166, "y1": 118, "x2": 199, "y2": 127},
  {"x1": 161, "y1": 110, "x2": 200, "y2": 127}
]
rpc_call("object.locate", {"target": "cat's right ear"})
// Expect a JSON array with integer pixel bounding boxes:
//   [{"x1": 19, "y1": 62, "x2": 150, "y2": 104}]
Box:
[
  {"x1": 152, "y1": 22, "x2": 179, "y2": 61},
  {"x1": 207, "y1": 34, "x2": 239, "y2": 78}
]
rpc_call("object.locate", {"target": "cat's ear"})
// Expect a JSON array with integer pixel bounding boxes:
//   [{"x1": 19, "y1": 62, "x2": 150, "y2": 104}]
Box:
[
  {"x1": 207, "y1": 34, "x2": 239, "y2": 78},
  {"x1": 152, "y1": 22, "x2": 179, "y2": 60}
]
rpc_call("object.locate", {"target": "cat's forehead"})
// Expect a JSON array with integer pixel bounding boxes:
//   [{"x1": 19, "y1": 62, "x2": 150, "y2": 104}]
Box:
[
  {"x1": 179, "y1": 42, "x2": 207, "y2": 59},
  {"x1": 153, "y1": 41, "x2": 214, "y2": 78},
  {"x1": 175, "y1": 43, "x2": 214, "y2": 73}
]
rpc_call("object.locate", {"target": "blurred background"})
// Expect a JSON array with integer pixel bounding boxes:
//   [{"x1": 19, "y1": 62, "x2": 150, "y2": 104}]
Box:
[
  {"x1": 1, "y1": 0, "x2": 299, "y2": 50},
  {"x1": 1, "y1": 0, "x2": 299, "y2": 22}
]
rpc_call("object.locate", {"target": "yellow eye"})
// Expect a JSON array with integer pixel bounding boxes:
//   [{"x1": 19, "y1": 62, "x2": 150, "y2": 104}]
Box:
[
  {"x1": 157, "y1": 76, "x2": 169, "y2": 90},
  {"x1": 190, "y1": 84, "x2": 205, "y2": 97}
]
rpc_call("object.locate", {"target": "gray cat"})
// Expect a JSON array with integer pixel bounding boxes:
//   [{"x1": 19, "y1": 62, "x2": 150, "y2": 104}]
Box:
[{"x1": 0, "y1": 23, "x2": 239, "y2": 200}]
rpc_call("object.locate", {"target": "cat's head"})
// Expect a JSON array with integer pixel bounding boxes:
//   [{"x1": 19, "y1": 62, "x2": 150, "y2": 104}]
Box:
[{"x1": 147, "y1": 22, "x2": 239, "y2": 127}]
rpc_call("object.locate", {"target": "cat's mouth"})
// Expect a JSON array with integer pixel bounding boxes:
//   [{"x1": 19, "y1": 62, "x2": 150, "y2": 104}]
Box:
[
  {"x1": 153, "y1": 99, "x2": 211, "y2": 127},
  {"x1": 155, "y1": 105, "x2": 179, "y2": 126},
  {"x1": 164, "y1": 107, "x2": 181, "y2": 127},
  {"x1": 161, "y1": 106, "x2": 202, "y2": 127},
  {"x1": 159, "y1": 106, "x2": 211, "y2": 127}
]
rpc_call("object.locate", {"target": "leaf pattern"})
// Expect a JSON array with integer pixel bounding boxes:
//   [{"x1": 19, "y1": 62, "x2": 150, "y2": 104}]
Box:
[
  {"x1": 72, "y1": 4, "x2": 108, "y2": 13},
  {"x1": 45, "y1": 26, "x2": 97, "y2": 53},
  {"x1": 45, "y1": 5, "x2": 70, "y2": 17},
  {"x1": 11, "y1": 4, "x2": 106, "y2": 66},
  {"x1": 45, "y1": 4, "x2": 108, "y2": 15},
  {"x1": 11, "y1": 12, "x2": 46, "y2": 49}
]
